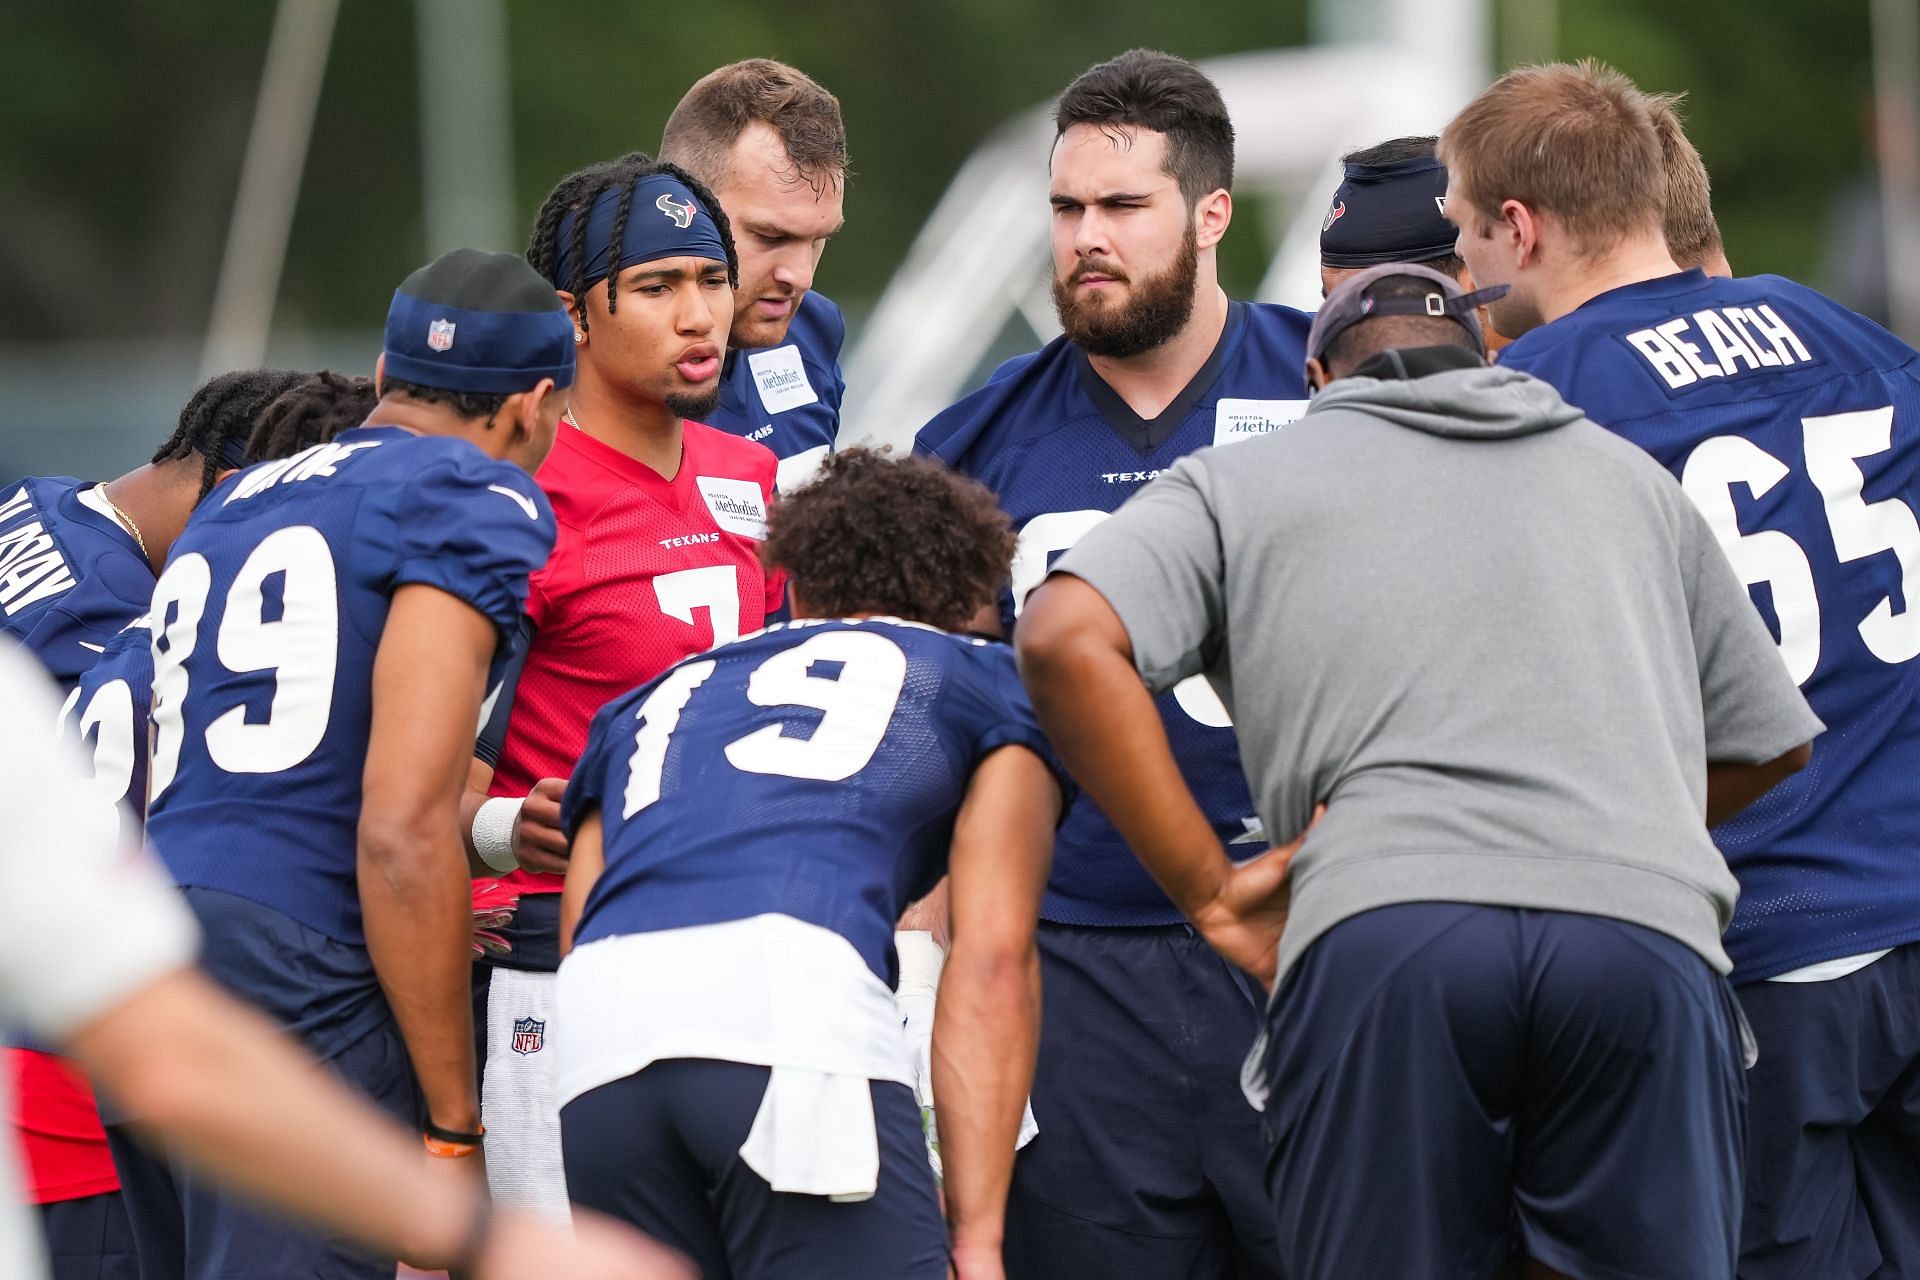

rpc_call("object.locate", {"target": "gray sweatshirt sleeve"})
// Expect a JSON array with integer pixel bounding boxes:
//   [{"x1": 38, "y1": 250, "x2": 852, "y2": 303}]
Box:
[
  {"x1": 1052, "y1": 456, "x2": 1225, "y2": 693},
  {"x1": 1680, "y1": 499, "x2": 1826, "y2": 762}
]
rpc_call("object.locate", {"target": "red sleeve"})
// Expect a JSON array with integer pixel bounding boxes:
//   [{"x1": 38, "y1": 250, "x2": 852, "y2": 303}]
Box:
[
  {"x1": 760, "y1": 463, "x2": 786, "y2": 616},
  {"x1": 525, "y1": 519, "x2": 580, "y2": 631}
]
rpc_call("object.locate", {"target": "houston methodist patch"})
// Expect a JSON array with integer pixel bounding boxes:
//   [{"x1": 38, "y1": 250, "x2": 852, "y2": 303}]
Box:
[
  {"x1": 695, "y1": 475, "x2": 769, "y2": 540},
  {"x1": 747, "y1": 345, "x2": 819, "y2": 415}
]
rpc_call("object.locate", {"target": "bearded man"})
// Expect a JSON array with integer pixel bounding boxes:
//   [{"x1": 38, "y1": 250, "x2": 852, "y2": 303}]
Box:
[{"x1": 913, "y1": 48, "x2": 1312, "y2": 1280}]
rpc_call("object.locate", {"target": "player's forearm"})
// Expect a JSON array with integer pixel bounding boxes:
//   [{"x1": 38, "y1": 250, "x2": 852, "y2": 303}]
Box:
[
  {"x1": 459, "y1": 757, "x2": 501, "y2": 870},
  {"x1": 360, "y1": 818, "x2": 479, "y2": 1131},
  {"x1": 70, "y1": 970, "x2": 484, "y2": 1269},
  {"x1": 1016, "y1": 608, "x2": 1227, "y2": 916},
  {"x1": 930, "y1": 940, "x2": 1040, "y2": 1254},
  {"x1": 1706, "y1": 743, "x2": 1812, "y2": 825}
]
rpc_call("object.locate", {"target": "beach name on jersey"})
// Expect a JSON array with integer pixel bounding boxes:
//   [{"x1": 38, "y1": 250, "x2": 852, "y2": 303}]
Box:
[
  {"x1": 224, "y1": 440, "x2": 382, "y2": 504},
  {"x1": 0, "y1": 486, "x2": 77, "y2": 616},
  {"x1": 1624, "y1": 303, "x2": 1813, "y2": 390}
]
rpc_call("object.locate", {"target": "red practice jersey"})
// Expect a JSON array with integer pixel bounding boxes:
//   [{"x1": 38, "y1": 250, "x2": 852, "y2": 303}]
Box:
[{"x1": 491, "y1": 420, "x2": 783, "y2": 893}]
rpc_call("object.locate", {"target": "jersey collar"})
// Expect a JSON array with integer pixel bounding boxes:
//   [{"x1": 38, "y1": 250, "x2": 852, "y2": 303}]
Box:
[
  {"x1": 1072, "y1": 300, "x2": 1247, "y2": 454},
  {"x1": 1564, "y1": 267, "x2": 1713, "y2": 319},
  {"x1": 556, "y1": 419, "x2": 695, "y2": 510}
]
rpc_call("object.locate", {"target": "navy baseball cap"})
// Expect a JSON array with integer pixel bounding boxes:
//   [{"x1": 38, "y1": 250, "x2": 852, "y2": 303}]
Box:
[
  {"x1": 1320, "y1": 152, "x2": 1457, "y2": 269},
  {"x1": 382, "y1": 249, "x2": 575, "y2": 395},
  {"x1": 1307, "y1": 262, "x2": 1509, "y2": 363}
]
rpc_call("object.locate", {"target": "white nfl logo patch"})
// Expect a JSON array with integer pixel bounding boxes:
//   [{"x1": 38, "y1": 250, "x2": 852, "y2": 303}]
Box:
[{"x1": 427, "y1": 318, "x2": 456, "y2": 352}]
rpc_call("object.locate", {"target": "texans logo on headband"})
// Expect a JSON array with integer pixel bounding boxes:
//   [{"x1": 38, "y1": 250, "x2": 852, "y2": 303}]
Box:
[
  {"x1": 657, "y1": 193, "x2": 696, "y2": 229},
  {"x1": 549, "y1": 175, "x2": 728, "y2": 292},
  {"x1": 1323, "y1": 200, "x2": 1346, "y2": 234}
]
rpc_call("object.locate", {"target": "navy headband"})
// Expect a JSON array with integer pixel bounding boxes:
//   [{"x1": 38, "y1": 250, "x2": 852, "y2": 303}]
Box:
[
  {"x1": 216, "y1": 435, "x2": 253, "y2": 470},
  {"x1": 382, "y1": 274, "x2": 576, "y2": 396},
  {"x1": 1319, "y1": 155, "x2": 1457, "y2": 269},
  {"x1": 550, "y1": 174, "x2": 729, "y2": 293}
]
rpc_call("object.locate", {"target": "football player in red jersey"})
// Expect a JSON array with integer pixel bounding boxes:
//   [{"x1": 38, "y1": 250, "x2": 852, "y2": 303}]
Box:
[{"x1": 462, "y1": 152, "x2": 783, "y2": 1214}]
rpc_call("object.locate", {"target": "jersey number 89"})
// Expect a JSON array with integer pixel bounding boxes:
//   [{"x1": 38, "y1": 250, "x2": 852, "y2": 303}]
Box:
[{"x1": 148, "y1": 526, "x2": 339, "y2": 801}]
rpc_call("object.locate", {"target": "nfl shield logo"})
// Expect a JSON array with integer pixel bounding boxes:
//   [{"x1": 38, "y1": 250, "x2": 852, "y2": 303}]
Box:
[
  {"x1": 511, "y1": 1016, "x2": 545, "y2": 1055},
  {"x1": 427, "y1": 318, "x2": 457, "y2": 352}
]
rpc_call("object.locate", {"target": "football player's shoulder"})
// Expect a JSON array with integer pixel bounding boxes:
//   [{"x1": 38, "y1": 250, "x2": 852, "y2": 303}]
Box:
[
  {"x1": 12, "y1": 473, "x2": 79, "y2": 515},
  {"x1": 1495, "y1": 306, "x2": 1619, "y2": 384},
  {"x1": 397, "y1": 435, "x2": 554, "y2": 552},
  {"x1": 792, "y1": 290, "x2": 848, "y2": 360},
  {"x1": 526, "y1": 425, "x2": 623, "y2": 531},
  {"x1": 913, "y1": 623, "x2": 1019, "y2": 698},
  {"x1": 1244, "y1": 299, "x2": 1316, "y2": 346},
  {"x1": 915, "y1": 335, "x2": 1079, "y2": 465},
  {"x1": 1745, "y1": 273, "x2": 1919, "y2": 370},
  {"x1": 686, "y1": 418, "x2": 779, "y2": 491}
]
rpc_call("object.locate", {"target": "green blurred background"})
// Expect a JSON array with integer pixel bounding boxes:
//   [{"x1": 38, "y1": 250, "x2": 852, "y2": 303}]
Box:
[{"x1": 0, "y1": 0, "x2": 1899, "y2": 470}]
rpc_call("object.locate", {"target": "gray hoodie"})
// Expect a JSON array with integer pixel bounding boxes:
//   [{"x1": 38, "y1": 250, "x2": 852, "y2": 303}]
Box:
[{"x1": 1057, "y1": 359, "x2": 1822, "y2": 985}]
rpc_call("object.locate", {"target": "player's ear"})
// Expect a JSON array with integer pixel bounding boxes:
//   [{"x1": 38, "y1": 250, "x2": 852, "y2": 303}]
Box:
[
  {"x1": 1194, "y1": 188, "x2": 1232, "y2": 252},
  {"x1": 372, "y1": 351, "x2": 386, "y2": 396},
  {"x1": 512, "y1": 378, "x2": 559, "y2": 439},
  {"x1": 1305, "y1": 356, "x2": 1330, "y2": 392},
  {"x1": 556, "y1": 291, "x2": 584, "y2": 347},
  {"x1": 1501, "y1": 199, "x2": 1537, "y2": 268}
]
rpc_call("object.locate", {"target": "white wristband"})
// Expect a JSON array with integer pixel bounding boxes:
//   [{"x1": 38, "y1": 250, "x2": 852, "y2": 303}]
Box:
[
  {"x1": 472, "y1": 796, "x2": 525, "y2": 874},
  {"x1": 895, "y1": 930, "x2": 946, "y2": 997}
]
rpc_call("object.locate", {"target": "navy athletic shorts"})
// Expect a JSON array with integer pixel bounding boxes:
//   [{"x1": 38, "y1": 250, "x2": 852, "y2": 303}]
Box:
[
  {"x1": 1737, "y1": 940, "x2": 1920, "y2": 1280},
  {"x1": 1259, "y1": 902, "x2": 1747, "y2": 1280},
  {"x1": 39, "y1": 1191, "x2": 137, "y2": 1280},
  {"x1": 561, "y1": 1058, "x2": 947, "y2": 1280},
  {"x1": 1003, "y1": 922, "x2": 1280, "y2": 1280},
  {"x1": 106, "y1": 1016, "x2": 416, "y2": 1280}
]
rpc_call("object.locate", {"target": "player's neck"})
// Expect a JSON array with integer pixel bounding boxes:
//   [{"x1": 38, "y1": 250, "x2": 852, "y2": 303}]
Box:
[
  {"x1": 1083, "y1": 283, "x2": 1231, "y2": 420},
  {"x1": 1537, "y1": 230, "x2": 1683, "y2": 326},
  {"x1": 565, "y1": 378, "x2": 685, "y2": 481},
  {"x1": 104, "y1": 463, "x2": 194, "y2": 571}
]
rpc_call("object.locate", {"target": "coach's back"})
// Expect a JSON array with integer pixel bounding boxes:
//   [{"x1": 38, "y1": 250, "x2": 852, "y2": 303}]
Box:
[{"x1": 1061, "y1": 357, "x2": 1822, "y2": 984}]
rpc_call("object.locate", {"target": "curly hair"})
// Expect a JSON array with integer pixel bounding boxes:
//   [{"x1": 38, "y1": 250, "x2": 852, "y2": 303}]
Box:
[
  {"x1": 244, "y1": 370, "x2": 377, "y2": 467},
  {"x1": 761, "y1": 449, "x2": 1016, "y2": 633},
  {"x1": 153, "y1": 368, "x2": 305, "y2": 499}
]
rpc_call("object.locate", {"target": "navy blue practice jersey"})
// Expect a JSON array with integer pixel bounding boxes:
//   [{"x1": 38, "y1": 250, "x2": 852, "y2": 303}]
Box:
[
  {"x1": 1501, "y1": 269, "x2": 1920, "y2": 979},
  {"x1": 0, "y1": 475, "x2": 153, "y2": 686},
  {"x1": 142, "y1": 426, "x2": 555, "y2": 944},
  {"x1": 58, "y1": 613, "x2": 154, "y2": 845},
  {"x1": 915, "y1": 300, "x2": 1313, "y2": 925},
  {"x1": 706, "y1": 291, "x2": 845, "y2": 492},
  {"x1": 563, "y1": 618, "x2": 1063, "y2": 986}
]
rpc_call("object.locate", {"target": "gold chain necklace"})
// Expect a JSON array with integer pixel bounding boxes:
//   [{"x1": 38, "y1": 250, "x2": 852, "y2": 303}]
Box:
[{"x1": 98, "y1": 489, "x2": 151, "y2": 564}]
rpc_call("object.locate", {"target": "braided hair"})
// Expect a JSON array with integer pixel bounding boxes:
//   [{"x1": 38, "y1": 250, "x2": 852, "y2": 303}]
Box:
[
  {"x1": 152, "y1": 368, "x2": 305, "y2": 500},
  {"x1": 524, "y1": 151, "x2": 738, "y2": 336},
  {"x1": 243, "y1": 370, "x2": 378, "y2": 467}
]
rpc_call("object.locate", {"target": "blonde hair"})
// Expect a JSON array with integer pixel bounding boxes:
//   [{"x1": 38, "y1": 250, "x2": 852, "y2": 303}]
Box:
[
  {"x1": 1438, "y1": 59, "x2": 1664, "y2": 254},
  {"x1": 1648, "y1": 94, "x2": 1724, "y2": 269}
]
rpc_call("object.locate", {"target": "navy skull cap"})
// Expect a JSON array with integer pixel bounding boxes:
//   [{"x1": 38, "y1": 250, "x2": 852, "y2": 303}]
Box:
[
  {"x1": 382, "y1": 248, "x2": 575, "y2": 395},
  {"x1": 1320, "y1": 153, "x2": 1457, "y2": 269}
]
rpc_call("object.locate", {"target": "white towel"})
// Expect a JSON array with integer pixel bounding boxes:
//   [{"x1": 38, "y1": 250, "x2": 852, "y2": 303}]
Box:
[{"x1": 739, "y1": 1066, "x2": 881, "y2": 1201}]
